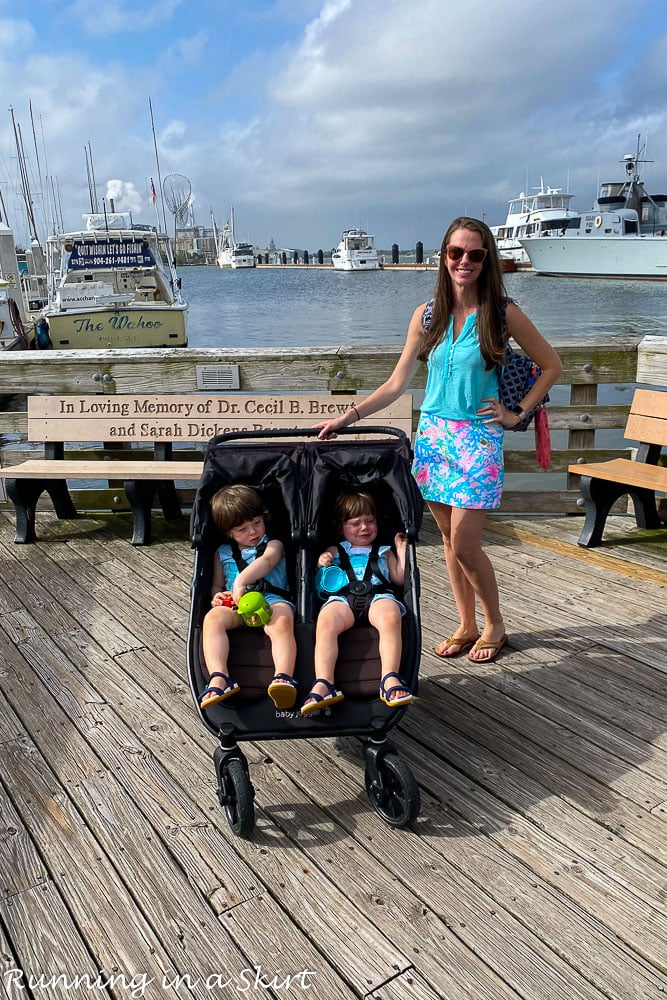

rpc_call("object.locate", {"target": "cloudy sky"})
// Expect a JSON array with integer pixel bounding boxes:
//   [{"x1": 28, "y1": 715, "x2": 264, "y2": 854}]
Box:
[{"x1": 1, "y1": 0, "x2": 666, "y2": 252}]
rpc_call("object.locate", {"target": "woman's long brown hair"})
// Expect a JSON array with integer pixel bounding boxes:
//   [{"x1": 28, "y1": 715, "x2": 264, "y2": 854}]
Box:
[{"x1": 417, "y1": 216, "x2": 506, "y2": 367}]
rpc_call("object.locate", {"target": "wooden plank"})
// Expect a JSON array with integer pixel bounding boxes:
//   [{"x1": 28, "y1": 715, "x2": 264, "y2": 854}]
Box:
[
  {"x1": 246, "y1": 747, "x2": 527, "y2": 1000},
  {"x1": 27, "y1": 393, "x2": 413, "y2": 440},
  {"x1": 0, "y1": 459, "x2": 204, "y2": 480},
  {"x1": 568, "y1": 458, "x2": 666, "y2": 491},
  {"x1": 0, "y1": 739, "x2": 184, "y2": 998},
  {"x1": 325, "y1": 730, "x2": 667, "y2": 1000},
  {"x1": 0, "y1": 749, "x2": 49, "y2": 897},
  {"x1": 0, "y1": 338, "x2": 643, "y2": 394},
  {"x1": 636, "y1": 337, "x2": 667, "y2": 387},
  {"x1": 219, "y1": 895, "x2": 358, "y2": 999},
  {"x1": 485, "y1": 519, "x2": 667, "y2": 586},
  {"x1": 368, "y1": 969, "x2": 474, "y2": 1000},
  {"x1": 1, "y1": 883, "x2": 110, "y2": 1000},
  {"x1": 267, "y1": 740, "x2": 613, "y2": 1000}
]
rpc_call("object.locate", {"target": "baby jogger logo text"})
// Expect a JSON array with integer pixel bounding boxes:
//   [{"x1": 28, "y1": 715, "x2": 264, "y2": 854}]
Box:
[{"x1": 3, "y1": 966, "x2": 317, "y2": 995}]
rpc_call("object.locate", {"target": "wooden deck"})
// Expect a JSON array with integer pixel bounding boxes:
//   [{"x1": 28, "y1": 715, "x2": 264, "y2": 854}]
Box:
[{"x1": 0, "y1": 507, "x2": 665, "y2": 999}]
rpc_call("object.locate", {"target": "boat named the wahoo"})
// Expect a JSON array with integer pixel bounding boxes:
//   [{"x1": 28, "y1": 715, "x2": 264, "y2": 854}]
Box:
[{"x1": 38, "y1": 212, "x2": 188, "y2": 349}]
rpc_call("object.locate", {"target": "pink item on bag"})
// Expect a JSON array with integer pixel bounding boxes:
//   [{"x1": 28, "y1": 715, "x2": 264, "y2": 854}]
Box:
[{"x1": 534, "y1": 407, "x2": 551, "y2": 470}]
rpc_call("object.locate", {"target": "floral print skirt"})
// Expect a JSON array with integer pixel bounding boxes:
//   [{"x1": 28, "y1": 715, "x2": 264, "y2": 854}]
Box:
[{"x1": 412, "y1": 413, "x2": 504, "y2": 510}]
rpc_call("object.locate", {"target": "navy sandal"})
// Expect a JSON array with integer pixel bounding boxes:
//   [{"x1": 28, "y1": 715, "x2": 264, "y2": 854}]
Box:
[
  {"x1": 300, "y1": 678, "x2": 344, "y2": 716},
  {"x1": 199, "y1": 672, "x2": 240, "y2": 709},
  {"x1": 379, "y1": 672, "x2": 413, "y2": 707},
  {"x1": 267, "y1": 673, "x2": 298, "y2": 709}
]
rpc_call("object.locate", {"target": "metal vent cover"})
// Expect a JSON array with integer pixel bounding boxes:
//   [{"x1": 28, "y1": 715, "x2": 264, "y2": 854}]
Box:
[{"x1": 196, "y1": 364, "x2": 240, "y2": 391}]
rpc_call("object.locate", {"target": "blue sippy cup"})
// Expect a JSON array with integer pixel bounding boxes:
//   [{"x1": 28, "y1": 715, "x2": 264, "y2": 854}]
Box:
[{"x1": 315, "y1": 564, "x2": 348, "y2": 598}]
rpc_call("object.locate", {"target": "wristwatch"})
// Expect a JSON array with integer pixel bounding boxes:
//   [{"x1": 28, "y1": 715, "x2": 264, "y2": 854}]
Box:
[{"x1": 512, "y1": 406, "x2": 525, "y2": 417}]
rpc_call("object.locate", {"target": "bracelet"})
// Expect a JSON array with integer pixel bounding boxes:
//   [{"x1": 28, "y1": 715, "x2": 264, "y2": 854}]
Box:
[{"x1": 349, "y1": 403, "x2": 361, "y2": 423}]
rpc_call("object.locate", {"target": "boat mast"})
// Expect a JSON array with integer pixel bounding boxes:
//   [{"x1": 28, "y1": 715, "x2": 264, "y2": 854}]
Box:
[{"x1": 9, "y1": 106, "x2": 42, "y2": 250}]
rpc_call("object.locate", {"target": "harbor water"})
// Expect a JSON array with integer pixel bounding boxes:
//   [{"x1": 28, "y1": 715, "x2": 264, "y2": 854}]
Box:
[
  {"x1": 179, "y1": 264, "x2": 666, "y2": 465},
  {"x1": 181, "y1": 265, "x2": 667, "y2": 349}
]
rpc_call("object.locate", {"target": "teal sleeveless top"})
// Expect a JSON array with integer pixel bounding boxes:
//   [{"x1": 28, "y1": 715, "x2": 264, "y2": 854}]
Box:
[{"x1": 421, "y1": 312, "x2": 499, "y2": 421}]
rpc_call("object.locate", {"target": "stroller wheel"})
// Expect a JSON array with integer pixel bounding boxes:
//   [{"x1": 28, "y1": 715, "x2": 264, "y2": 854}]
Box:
[
  {"x1": 214, "y1": 749, "x2": 255, "y2": 838},
  {"x1": 364, "y1": 752, "x2": 420, "y2": 828}
]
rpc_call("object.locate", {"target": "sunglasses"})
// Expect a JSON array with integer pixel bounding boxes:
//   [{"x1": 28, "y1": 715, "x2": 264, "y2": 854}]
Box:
[{"x1": 446, "y1": 245, "x2": 488, "y2": 263}]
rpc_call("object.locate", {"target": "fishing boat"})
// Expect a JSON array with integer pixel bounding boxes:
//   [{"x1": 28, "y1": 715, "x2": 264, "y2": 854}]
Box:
[
  {"x1": 490, "y1": 182, "x2": 578, "y2": 269},
  {"x1": 519, "y1": 138, "x2": 667, "y2": 279},
  {"x1": 212, "y1": 214, "x2": 233, "y2": 268},
  {"x1": 38, "y1": 212, "x2": 188, "y2": 349},
  {"x1": 213, "y1": 207, "x2": 256, "y2": 269},
  {"x1": 332, "y1": 229, "x2": 379, "y2": 270}
]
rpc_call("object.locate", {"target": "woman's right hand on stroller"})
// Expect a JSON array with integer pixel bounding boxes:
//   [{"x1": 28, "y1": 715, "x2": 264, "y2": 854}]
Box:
[{"x1": 315, "y1": 413, "x2": 349, "y2": 439}]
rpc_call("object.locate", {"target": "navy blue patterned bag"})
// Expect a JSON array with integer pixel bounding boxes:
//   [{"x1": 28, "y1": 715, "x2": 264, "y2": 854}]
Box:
[
  {"x1": 498, "y1": 299, "x2": 548, "y2": 432},
  {"x1": 498, "y1": 346, "x2": 548, "y2": 432}
]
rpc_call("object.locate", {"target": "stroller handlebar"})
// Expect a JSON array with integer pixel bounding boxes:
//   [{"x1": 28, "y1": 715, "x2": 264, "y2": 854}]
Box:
[{"x1": 205, "y1": 425, "x2": 411, "y2": 449}]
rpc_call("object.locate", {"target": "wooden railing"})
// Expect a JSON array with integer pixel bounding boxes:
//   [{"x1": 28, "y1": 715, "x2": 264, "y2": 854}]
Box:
[{"x1": 0, "y1": 334, "x2": 664, "y2": 516}]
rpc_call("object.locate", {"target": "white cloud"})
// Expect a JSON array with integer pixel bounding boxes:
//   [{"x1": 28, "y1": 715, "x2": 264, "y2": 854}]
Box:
[{"x1": 63, "y1": 0, "x2": 183, "y2": 37}]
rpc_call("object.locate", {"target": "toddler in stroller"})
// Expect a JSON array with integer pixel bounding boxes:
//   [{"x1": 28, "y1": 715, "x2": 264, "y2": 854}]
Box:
[
  {"x1": 304, "y1": 488, "x2": 413, "y2": 715},
  {"x1": 187, "y1": 427, "x2": 424, "y2": 837},
  {"x1": 198, "y1": 484, "x2": 298, "y2": 711}
]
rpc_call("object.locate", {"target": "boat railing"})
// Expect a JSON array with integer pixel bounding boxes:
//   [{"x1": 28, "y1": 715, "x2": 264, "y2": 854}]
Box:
[{"x1": 0, "y1": 335, "x2": 663, "y2": 517}]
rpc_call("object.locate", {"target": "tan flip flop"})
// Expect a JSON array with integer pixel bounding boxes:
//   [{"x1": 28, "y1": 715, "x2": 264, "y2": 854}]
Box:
[
  {"x1": 467, "y1": 634, "x2": 507, "y2": 663},
  {"x1": 434, "y1": 633, "x2": 480, "y2": 658}
]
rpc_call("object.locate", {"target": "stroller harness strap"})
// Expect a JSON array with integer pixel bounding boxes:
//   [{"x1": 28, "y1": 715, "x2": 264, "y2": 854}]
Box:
[
  {"x1": 335, "y1": 542, "x2": 394, "y2": 621},
  {"x1": 229, "y1": 538, "x2": 292, "y2": 601}
]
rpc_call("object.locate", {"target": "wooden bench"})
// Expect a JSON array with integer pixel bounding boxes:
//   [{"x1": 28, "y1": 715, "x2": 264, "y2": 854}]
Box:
[
  {"x1": 0, "y1": 393, "x2": 412, "y2": 545},
  {"x1": 568, "y1": 387, "x2": 666, "y2": 547}
]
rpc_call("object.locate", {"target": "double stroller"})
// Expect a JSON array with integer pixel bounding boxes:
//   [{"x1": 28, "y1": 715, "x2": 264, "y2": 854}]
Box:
[{"x1": 187, "y1": 427, "x2": 424, "y2": 836}]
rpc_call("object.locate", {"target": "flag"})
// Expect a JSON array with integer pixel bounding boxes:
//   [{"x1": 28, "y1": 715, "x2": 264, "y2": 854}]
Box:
[{"x1": 150, "y1": 178, "x2": 157, "y2": 205}]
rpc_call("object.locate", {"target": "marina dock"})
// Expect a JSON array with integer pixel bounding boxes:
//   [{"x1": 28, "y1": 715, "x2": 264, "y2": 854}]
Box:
[
  {"x1": 0, "y1": 506, "x2": 665, "y2": 998},
  {"x1": 0, "y1": 333, "x2": 664, "y2": 997}
]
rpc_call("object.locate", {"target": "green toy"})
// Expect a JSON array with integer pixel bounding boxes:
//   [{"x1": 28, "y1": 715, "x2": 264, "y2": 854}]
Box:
[{"x1": 237, "y1": 591, "x2": 272, "y2": 627}]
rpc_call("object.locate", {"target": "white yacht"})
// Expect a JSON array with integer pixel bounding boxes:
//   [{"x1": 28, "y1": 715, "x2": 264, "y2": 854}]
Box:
[
  {"x1": 490, "y1": 182, "x2": 578, "y2": 269},
  {"x1": 39, "y1": 212, "x2": 188, "y2": 349},
  {"x1": 213, "y1": 206, "x2": 256, "y2": 269},
  {"x1": 332, "y1": 229, "x2": 379, "y2": 270},
  {"x1": 231, "y1": 242, "x2": 256, "y2": 269},
  {"x1": 519, "y1": 138, "x2": 667, "y2": 279}
]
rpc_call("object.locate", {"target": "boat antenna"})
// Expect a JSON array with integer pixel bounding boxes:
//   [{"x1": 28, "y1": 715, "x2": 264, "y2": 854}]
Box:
[
  {"x1": 148, "y1": 97, "x2": 169, "y2": 236},
  {"x1": 85, "y1": 144, "x2": 95, "y2": 213},
  {"x1": 86, "y1": 141, "x2": 100, "y2": 213}
]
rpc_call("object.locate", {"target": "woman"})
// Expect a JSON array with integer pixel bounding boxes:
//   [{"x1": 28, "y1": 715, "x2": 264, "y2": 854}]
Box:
[{"x1": 316, "y1": 217, "x2": 562, "y2": 663}]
